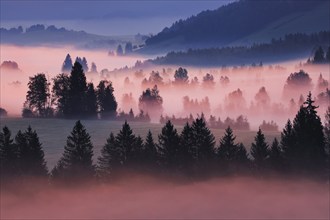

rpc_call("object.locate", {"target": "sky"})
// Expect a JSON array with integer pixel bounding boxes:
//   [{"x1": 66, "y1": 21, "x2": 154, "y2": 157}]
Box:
[{"x1": 0, "y1": 0, "x2": 233, "y2": 35}]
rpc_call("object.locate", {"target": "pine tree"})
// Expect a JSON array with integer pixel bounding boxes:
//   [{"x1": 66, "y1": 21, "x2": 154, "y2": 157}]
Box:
[
  {"x1": 53, "y1": 121, "x2": 94, "y2": 181},
  {"x1": 67, "y1": 62, "x2": 88, "y2": 117},
  {"x1": 236, "y1": 143, "x2": 248, "y2": 163},
  {"x1": 191, "y1": 116, "x2": 215, "y2": 163},
  {"x1": 178, "y1": 123, "x2": 194, "y2": 172},
  {"x1": 313, "y1": 46, "x2": 325, "y2": 63},
  {"x1": 250, "y1": 128, "x2": 269, "y2": 168},
  {"x1": 217, "y1": 127, "x2": 238, "y2": 162},
  {"x1": 326, "y1": 47, "x2": 330, "y2": 62},
  {"x1": 61, "y1": 54, "x2": 72, "y2": 73},
  {"x1": 291, "y1": 92, "x2": 326, "y2": 170},
  {"x1": 0, "y1": 126, "x2": 18, "y2": 177},
  {"x1": 269, "y1": 138, "x2": 283, "y2": 170},
  {"x1": 280, "y1": 119, "x2": 296, "y2": 162},
  {"x1": 324, "y1": 107, "x2": 330, "y2": 156},
  {"x1": 115, "y1": 121, "x2": 137, "y2": 166},
  {"x1": 97, "y1": 80, "x2": 117, "y2": 118},
  {"x1": 85, "y1": 83, "x2": 98, "y2": 117},
  {"x1": 98, "y1": 133, "x2": 119, "y2": 177},
  {"x1": 15, "y1": 126, "x2": 48, "y2": 177},
  {"x1": 143, "y1": 130, "x2": 158, "y2": 167},
  {"x1": 158, "y1": 120, "x2": 180, "y2": 170}
]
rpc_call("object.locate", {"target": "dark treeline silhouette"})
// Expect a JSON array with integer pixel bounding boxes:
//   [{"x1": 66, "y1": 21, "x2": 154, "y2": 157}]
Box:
[
  {"x1": 2, "y1": 92, "x2": 328, "y2": 184},
  {"x1": 22, "y1": 61, "x2": 151, "y2": 122},
  {"x1": 160, "y1": 114, "x2": 250, "y2": 130},
  {"x1": 151, "y1": 32, "x2": 330, "y2": 66},
  {"x1": 306, "y1": 46, "x2": 330, "y2": 64}
]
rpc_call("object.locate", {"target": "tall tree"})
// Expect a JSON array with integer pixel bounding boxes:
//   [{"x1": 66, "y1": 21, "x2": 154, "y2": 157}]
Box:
[
  {"x1": 158, "y1": 120, "x2": 180, "y2": 170},
  {"x1": 52, "y1": 73, "x2": 70, "y2": 116},
  {"x1": 269, "y1": 138, "x2": 283, "y2": 170},
  {"x1": 61, "y1": 54, "x2": 72, "y2": 73},
  {"x1": 179, "y1": 123, "x2": 194, "y2": 171},
  {"x1": 115, "y1": 121, "x2": 137, "y2": 166},
  {"x1": 53, "y1": 121, "x2": 94, "y2": 181},
  {"x1": 191, "y1": 116, "x2": 215, "y2": 163},
  {"x1": 313, "y1": 46, "x2": 325, "y2": 63},
  {"x1": 0, "y1": 126, "x2": 18, "y2": 177},
  {"x1": 124, "y1": 42, "x2": 133, "y2": 54},
  {"x1": 25, "y1": 73, "x2": 51, "y2": 117},
  {"x1": 97, "y1": 80, "x2": 118, "y2": 118},
  {"x1": 15, "y1": 126, "x2": 48, "y2": 177},
  {"x1": 324, "y1": 107, "x2": 330, "y2": 156},
  {"x1": 290, "y1": 92, "x2": 326, "y2": 170},
  {"x1": 67, "y1": 62, "x2": 88, "y2": 117},
  {"x1": 98, "y1": 132, "x2": 120, "y2": 177},
  {"x1": 250, "y1": 128, "x2": 269, "y2": 168},
  {"x1": 326, "y1": 46, "x2": 330, "y2": 62},
  {"x1": 143, "y1": 130, "x2": 158, "y2": 167},
  {"x1": 217, "y1": 127, "x2": 238, "y2": 162},
  {"x1": 116, "y1": 45, "x2": 123, "y2": 56},
  {"x1": 174, "y1": 67, "x2": 189, "y2": 84},
  {"x1": 85, "y1": 83, "x2": 98, "y2": 117}
]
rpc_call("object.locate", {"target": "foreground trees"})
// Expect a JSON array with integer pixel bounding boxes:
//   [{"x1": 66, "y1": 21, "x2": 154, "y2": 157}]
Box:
[{"x1": 3, "y1": 92, "x2": 329, "y2": 182}]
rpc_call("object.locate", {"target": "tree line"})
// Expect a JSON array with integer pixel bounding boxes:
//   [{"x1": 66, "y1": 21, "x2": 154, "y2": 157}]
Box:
[{"x1": 2, "y1": 93, "x2": 329, "y2": 183}]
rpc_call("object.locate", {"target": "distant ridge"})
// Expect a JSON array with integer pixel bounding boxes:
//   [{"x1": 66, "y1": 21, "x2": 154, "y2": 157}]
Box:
[{"x1": 141, "y1": 0, "x2": 330, "y2": 54}]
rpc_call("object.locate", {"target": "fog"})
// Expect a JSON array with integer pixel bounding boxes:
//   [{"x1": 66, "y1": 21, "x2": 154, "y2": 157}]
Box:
[
  {"x1": 2, "y1": 175, "x2": 329, "y2": 219},
  {"x1": 1, "y1": 45, "x2": 329, "y2": 129}
]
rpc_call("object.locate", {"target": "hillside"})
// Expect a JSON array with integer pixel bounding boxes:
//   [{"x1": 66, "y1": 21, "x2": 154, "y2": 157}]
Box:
[
  {"x1": 141, "y1": 0, "x2": 330, "y2": 54},
  {"x1": 0, "y1": 24, "x2": 146, "y2": 50}
]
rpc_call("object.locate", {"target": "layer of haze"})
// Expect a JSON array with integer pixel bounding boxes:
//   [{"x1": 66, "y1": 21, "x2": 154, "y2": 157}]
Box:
[
  {"x1": 2, "y1": 176, "x2": 329, "y2": 219},
  {"x1": 1, "y1": 45, "x2": 329, "y2": 129}
]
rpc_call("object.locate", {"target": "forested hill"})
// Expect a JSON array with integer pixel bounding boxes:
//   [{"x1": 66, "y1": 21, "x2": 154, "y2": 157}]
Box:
[
  {"x1": 150, "y1": 31, "x2": 330, "y2": 67},
  {"x1": 141, "y1": 0, "x2": 330, "y2": 54}
]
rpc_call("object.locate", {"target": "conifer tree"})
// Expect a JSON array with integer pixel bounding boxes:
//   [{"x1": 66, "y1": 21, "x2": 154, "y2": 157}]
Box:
[
  {"x1": 250, "y1": 128, "x2": 269, "y2": 168},
  {"x1": 179, "y1": 123, "x2": 194, "y2": 171},
  {"x1": 280, "y1": 119, "x2": 295, "y2": 161},
  {"x1": 143, "y1": 130, "x2": 158, "y2": 167},
  {"x1": 85, "y1": 82, "x2": 98, "y2": 117},
  {"x1": 61, "y1": 54, "x2": 73, "y2": 73},
  {"x1": 98, "y1": 133, "x2": 119, "y2": 177},
  {"x1": 291, "y1": 92, "x2": 326, "y2": 170},
  {"x1": 53, "y1": 121, "x2": 94, "y2": 180},
  {"x1": 0, "y1": 126, "x2": 18, "y2": 177},
  {"x1": 217, "y1": 127, "x2": 238, "y2": 162},
  {"x1": 191, "y1": 116, "x2": 215, "y2": 162},
  {"x1": 97, "y1": 80, "x2": 117, "y2": 118},
  {"x1": 115, "y1": 121, "x2": 137, "y2": 166},
  {"x1": 15, "y1": 126, "x2": 48, "y2": 177},
  {"x1": 269, "y1": 138, "x2": 283, "y2": 170},
  {"x1": 158, "y1": 120, "x2": 180, "y2": 170}
]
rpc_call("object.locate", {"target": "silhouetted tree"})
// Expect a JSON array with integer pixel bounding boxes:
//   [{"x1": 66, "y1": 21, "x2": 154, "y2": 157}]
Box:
[
  {"x1": 124, "y1": 42, "x2": 133, "y2": 54},
  {"x1": 158, "y1": 121, "x2": 180, "y2": 170},
  {"x1": 116, "y1": 45, "x2": 123, "y2": 56},
  {"x1": 98, "y1": 133, "x2": 119, "y2": 177},
  {"x1": 75, "y1": 57, "x2": 89, "y2": 73},
  {"x1": 61, "y1": 54, "x2": 72, "y2": 73},
  {"x1": 139, "y1": 85, "x2": 163, "y2": 116},
  {"x1": 324, "y1": 107, "x2": 330, "y2": 156},
  {"x1": 85, "y1": 83, "x2": 98, "y2": 117},
  {"x1": 191, "y1": 116, "x2": 215, "y2": 170},
  {"x1": 174, "y1": 67, "x2": 189, "y2": 84},
  {"x1": 15, "y1": 126, "x2": 48, "y2": 177},
  {"x1": 0, "y1": 126, "x2": 18, "y2": 177},
  {"x1": 97, "y1": 80, "x2": 117, "y2": 118},
  {"x1": 269, "y1": 138, "x2": 283, "y2": 170},
  {"x1": 178, "y1": 123, "x2": 194, "y2": 172},
  {"x1": 25, "y1": 73, "x2": 51, "y2": 117},
  {"x1": 326, "y1": 47, "x2": 330, "y2": 62},
  {"x1": 66, "y1": 62, "x2": 88, "y2": 117},
  {"x1": 313, "y1": 46, "x2": 325, "y2": 63},
  {"x1": 250, "y1": 128, "x2": 269, "y2": 168},
  {"x1": 143, "y1": 130, "x2": 158, "y2": 167},
  {"x1": 217, "y1": 127, "x2": 238, "y2": 162},
  {"x1": 52, "y1": 73, "x2": 70, "y2": 116},
  {"x1": 115, "y1": 121, "x2": 137, "y2": 166},
  {"x1": 290, "y1": 92, "x2": 326, "y2": 170},
  {"x1": 52, "y1": 121, "x2": 94, "y2": 181}
]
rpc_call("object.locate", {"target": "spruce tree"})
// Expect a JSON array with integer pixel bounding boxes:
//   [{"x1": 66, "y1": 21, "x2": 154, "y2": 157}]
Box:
[
  {"x1": 0, "y1": 126, "x2": 18, "y2": 177},
  {"x1": 97, "y1": 80, "x2": 117, "y2": 118},
  {"x1": 291, "y1": 92, "x2": 326, "y2": 170},
  {"x1": 158, "y1": 120, "x2": 180, "y2": 170},
  {"x1": 191, "y1": 116, "x2": 215, "y2": 163},
  {"x1": 250, "y1": 128, "x2": 269, "y2": 168},
  {"x1": 54, "y1": 121, "x2": 94, "y2": 180},
  {"x1": 269, "y1": 138, "x2": 283, "y2": 170},
  {"x1": 15, "y1": 126, "x2": 48, "y2": 177},
  {"x1": 236, "y1": 143, "x2": 248, "y2": 163},
  {"x1": 281, "y1": 119, "x2": 296, "y2": 162},
  {"x1": 61, "y1": 54, "x2": 73, "y2": 73},
  {"x1": 217, "y1": 127, "x2": 238, "y2": 162},
  {"x1": 85, "y1": 82, "x2": 98, "y2": 117},
  {"x1": 67, "y1": 62, "x2": 88, "y2": 117},
  {"x1": 324, "y1": 107, "x2": 330, "y2": 156},
  {"x1": 98, "y1": 133, "x2": 120, "y2": 177},
  {"x1": 179, "y1": 123, "x2": 194, "y2": 171},
  {"x1": 115, "y1": 121, "x2": 137, "y2": 166},
  {"x1": 143, "y1": 130, "x2": 158, "y2": 167}
]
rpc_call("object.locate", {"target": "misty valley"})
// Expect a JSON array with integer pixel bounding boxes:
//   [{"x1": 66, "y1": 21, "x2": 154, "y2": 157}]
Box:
[{"x1": 0, "y1": 0, "x2": 329, "y2": 219}]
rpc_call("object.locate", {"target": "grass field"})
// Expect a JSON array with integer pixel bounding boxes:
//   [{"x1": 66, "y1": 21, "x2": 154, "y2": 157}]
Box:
[{"x1": 1, "y1": 118, "x2": 280, "y2": 169}]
